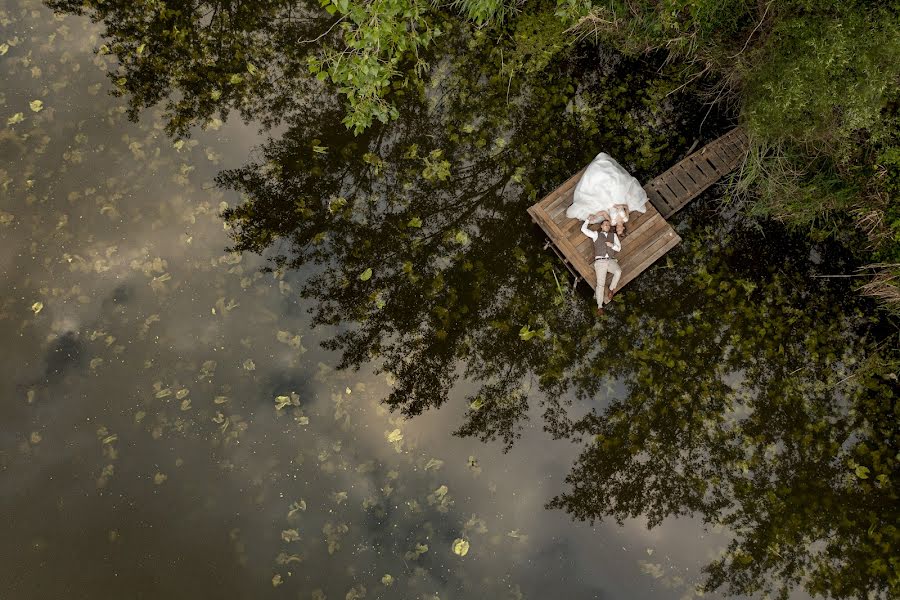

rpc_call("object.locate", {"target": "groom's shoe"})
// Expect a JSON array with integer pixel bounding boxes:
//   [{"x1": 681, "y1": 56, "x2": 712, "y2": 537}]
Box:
[{"x1": 605, "y1": 290, "x2": 614, "y2": 303}]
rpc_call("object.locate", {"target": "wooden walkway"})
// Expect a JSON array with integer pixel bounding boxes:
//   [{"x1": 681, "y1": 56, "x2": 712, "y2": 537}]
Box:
[{"x1": 527, "y1": 127, "x2": 748, "y2": 294}]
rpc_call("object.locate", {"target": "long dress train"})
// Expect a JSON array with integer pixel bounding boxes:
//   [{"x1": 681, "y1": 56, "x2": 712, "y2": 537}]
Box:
[{"x1": 566, "y1": 152, "x2": 648, "y2": 223}]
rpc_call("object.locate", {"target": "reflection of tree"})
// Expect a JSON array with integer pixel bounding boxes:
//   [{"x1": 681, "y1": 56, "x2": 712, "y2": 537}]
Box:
[
  {"x1": 214, "y1": 44, "x2": 898, "y2": 595},
  {"x1": 47, "y1": 0, "x2": 330, "y2": 135},
  {"x1": 551, "y1": 249, "x2": 899, "y2": 599},
  {"x1": 213, "y1": 28, "x2": 691, "y2": 450},
  {"x1": 45, "y1": 1, "x2": 898, "y2": 597}
]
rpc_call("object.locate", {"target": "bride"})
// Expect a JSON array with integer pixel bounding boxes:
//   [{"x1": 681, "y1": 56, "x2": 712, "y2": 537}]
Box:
[{"x1": 566, "y1": 152, "x2": 648, "y2": 233}]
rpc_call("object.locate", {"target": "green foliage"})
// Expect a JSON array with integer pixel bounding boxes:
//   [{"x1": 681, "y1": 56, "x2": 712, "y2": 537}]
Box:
[
  {"x1": 742, "y1": 6, "x2": 900, "y2": 157},
  {"x1": 451, "y1": 0, "x2": 515, "y2": 26},
  {"x1": 309, "y1": 0, "x2": 439, "y2": 134},
  {"x1": 551, "y1": 235, "x2": 900, "y2": 600}
]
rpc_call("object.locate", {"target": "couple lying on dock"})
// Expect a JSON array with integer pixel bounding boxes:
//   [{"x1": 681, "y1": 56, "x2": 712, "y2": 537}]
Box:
[{"x1": 567, "y1": 152, "x2": 649, "y2": 314}]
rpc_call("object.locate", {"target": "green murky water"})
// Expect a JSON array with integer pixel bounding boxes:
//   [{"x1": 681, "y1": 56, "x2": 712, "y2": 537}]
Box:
[{"x1": 1, "y1": 1, "x2": 894, "y2": 599}]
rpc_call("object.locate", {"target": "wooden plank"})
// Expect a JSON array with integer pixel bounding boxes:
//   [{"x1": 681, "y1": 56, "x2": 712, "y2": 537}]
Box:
[
  {"x1": 618, "y1": 232, "x2": 681, "y2": 288},
  {"x1": 621, "y1": 230, "x2": 680, "y2": 276},
  {"x1": 544, "y1": 182, "x2": 578, "y2": 215},
  {"x1": 649, "y1": 178, "x2": 680, "y2": 208},
  {"x1": 715, "y1": 140, "x2": 740, "y2": 163},
  {"x1": 620, "y1": 232, "x2": 678, "y2": 276},
  {"x1": 620, "y1": 216, "x2": 667, "y2": 260},
  {"x1": 700, "y1": 148, "x2": 729, "y2": 174},
  {"x1": 671, "y1": 163, "x2": 701, "y2": 196},
  {"x1": 724, "y1": 133, "x2": 748, "y2": 164},
  {"x1": 541, "y1": 169, "x2": 585, "y2": 213},
  {"x1": 530, "y1": 206, "x2": 596, "y2": 283},
  {"x1": 686, "y1": 154, "x2": 713, "y2": 179},
  {"x1": 549, "y1": 191, "x2": 576, "y2": 221},
  {"x1": 679, "y1": 162, "x2": 706, "y2": 188},
  {"x1": 662, "y1": 171, "x2": 690, "y2": 198},
  {"x1": 539, "y1": 168, "x2": 584, "y2": 205},
  {"x1": 645, "y1": 186, "x2": 671, "y2": 216},
  {"x1": 661, "y1": 178, "x2": 688, "y2": 207},
  {"x1": 620, "y1": 225, "x2": 675, "y2": 272},
  {"x1": 720, "y1": 132, "x2": 747, "y2": 161}
]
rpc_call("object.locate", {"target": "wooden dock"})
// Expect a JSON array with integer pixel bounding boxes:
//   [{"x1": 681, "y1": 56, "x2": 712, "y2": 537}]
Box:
[{"x1": 527, "y1": 127, "x2": 748, "y2": 293}]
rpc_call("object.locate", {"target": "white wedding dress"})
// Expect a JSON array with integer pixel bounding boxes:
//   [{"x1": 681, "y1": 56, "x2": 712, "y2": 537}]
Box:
[{"x1": 566, "y1": 152, "x2": 648, "y2": 224}]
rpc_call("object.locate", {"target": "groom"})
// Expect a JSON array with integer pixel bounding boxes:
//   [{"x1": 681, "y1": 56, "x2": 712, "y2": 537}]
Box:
[{"x1": 580, "y1": 219, "x2": 621, "y2": 312}]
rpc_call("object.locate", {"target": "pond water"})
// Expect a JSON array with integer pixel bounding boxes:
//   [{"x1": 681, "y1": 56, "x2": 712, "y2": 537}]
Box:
[{"x1": 2, "y1": 1, "x2": 892, "y2": 599}]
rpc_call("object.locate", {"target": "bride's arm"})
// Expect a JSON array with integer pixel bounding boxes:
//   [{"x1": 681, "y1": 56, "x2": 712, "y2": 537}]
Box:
[{"x1": 589, "y1": 210, "x2": 610, "y2": 223}]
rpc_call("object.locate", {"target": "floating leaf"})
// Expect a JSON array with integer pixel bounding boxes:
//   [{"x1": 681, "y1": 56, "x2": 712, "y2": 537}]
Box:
[
  {"x1": 271, "y1": 574, "x2": 282, "y2": 587},
  {"x1": 31, "y1": 301, "x2": 43, "y2": 314},
  {"x1": 424, "y1": 458, "x2": 444, "y2": 471},
  {"x1": 288, "y1": 500, "x2": 307, "y2": 517},
  {"x1": 274, "y1": 395, "x2": 292, "y2": 410},
  {"x1": 281, "y1": 529, "x2": 300, "y2": 542},
  {"x1": 359, "y1": 268, "x2": 373, "y2": 282},
  {"x1": 452, "y1": 538, "x2": 470, "y2": 556},
  {"x1": 276, "y1": 552, "x2": 302, "y2": 565},
  {"x1": 386, "y1": 428, "x2": 403, "y2": 443},
  {"x1": 228, "y1": 73, "x2": 243, "y2": 84},
  {"x1": 7, "y1": 112, "x2": 24, "y2": 125},
  {"x1": 519, "y1": 325, "x2": 536, "y2": 341},
  {"x1": 381, "y1": 574, "x2": 394, "y2": 586},
  {"x1": 29, "y1": 99, "x2": 43, "y2": 112},
  {"x1": 407, "y1": 216, "x2": 422, "y2": 228},
  {"x1": 153, "y1": 472, "x2": 167, "y2": 485},
  {"x1": 855, "y1": 465, "x2": 870, "y2": 479},
  {"x1": 243, "y1": 359, "x2": 256, "y2": 371}
]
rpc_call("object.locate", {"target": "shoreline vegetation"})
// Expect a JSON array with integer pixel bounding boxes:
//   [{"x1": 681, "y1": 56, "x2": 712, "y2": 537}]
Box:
[{"x1": 37, "y1": 0, "x2": 899, "y2": 598}]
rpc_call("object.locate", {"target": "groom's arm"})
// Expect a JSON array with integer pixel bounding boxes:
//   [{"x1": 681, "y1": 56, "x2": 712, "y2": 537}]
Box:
[{"x1": 581, "y1": 220, "x2": 598, "y2": 241}]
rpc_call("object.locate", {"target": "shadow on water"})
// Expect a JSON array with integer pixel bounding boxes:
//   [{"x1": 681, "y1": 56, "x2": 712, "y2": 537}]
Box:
[{"x1": 19, "y1": 0, "x2": 900, "y2": 597}]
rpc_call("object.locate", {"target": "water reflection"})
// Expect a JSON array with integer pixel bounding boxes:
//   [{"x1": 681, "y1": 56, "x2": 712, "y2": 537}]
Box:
[{"x1": 4, "y1": 0, "x2": 896, "y2": 598}]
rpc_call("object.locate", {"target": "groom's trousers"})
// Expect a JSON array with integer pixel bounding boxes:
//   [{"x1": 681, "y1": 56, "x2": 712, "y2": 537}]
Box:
[{"x1": 593, "y1": 258, "x2": 621, "y2": 308}]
